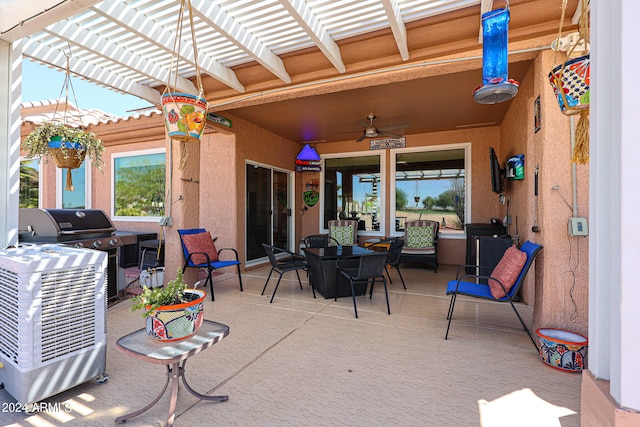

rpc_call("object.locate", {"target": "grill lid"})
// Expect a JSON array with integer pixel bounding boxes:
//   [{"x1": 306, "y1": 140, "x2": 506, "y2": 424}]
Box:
[{"x1": 19, "y1": 208, "x2": 116, "y2": 242}]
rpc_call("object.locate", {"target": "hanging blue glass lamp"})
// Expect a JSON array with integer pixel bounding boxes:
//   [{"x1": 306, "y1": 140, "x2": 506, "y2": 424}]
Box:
[{"x1": 473, "y1": 7, "x2": 519, "y2": 104}]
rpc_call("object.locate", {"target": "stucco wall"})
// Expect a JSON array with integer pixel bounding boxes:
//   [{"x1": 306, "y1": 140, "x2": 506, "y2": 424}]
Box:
[{"x1": 531, "y1": 50, "x2": 589, "y2": 336}]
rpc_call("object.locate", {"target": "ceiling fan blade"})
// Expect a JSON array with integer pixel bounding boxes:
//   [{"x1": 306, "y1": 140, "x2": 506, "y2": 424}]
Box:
[
  {"x1": 379, "y1": 131, "x2": 402, "y2": 138},
  {"x1": 333, "y1": 129, "x2": 362, "y2": 135},
  {"x1": 356, "y1": 132, "x2": 367, "y2": 142},
  {"x1": 357, "y1": 121, "x2": 370, "y2": 127},
  {"x1": 379, "y1": 123, "x2": 410, "y2": 131}
]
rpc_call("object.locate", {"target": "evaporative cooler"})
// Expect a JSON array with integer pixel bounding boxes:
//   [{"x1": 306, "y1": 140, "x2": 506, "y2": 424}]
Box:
[{"x1": 0, "y1": 244, "x2": 108, "y2": 404}]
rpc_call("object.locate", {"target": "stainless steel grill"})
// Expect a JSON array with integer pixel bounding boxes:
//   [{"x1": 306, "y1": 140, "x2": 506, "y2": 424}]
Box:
[{"x1": 18, "y1": 208, "x2": 137, "y2": 301}]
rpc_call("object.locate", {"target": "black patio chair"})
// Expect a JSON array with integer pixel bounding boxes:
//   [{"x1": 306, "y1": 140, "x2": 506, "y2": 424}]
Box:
[
  {"x1": 336, "y1": 252, "x2": 390, "y2": 318},
  {"x1": 383, "y1": 238, "x2": 406, "y2": 290},
  {"x1": 261, "y1": 243, "x2": 311, "y2": 303}
]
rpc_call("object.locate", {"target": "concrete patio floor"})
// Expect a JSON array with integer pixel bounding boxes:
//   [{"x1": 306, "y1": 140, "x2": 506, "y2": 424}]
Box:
[{"x1": 1, "y1": 263, "x2": 582, "y2": 426}]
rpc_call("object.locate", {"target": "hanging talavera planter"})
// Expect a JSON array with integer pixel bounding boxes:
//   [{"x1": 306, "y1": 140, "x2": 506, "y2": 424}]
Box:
[
  {"x1": 163, "y1": 0, "x2": 209, "y2": 169},
  {"x1": 162, "y1": 92, "x2": 207, "y2": 142},
  {"x1": 548, "y1": 54, "x2": 590, "y2": 116}
]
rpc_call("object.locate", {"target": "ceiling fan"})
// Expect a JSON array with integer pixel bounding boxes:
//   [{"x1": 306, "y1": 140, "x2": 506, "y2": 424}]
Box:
[{"x1": 335, "y1": 115, "x2": 409, "y2": 142}]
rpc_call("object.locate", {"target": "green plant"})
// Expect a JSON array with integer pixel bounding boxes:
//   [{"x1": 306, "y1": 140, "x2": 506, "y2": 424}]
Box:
[
  {"x1": 131, "y1": 268, "x2": 189, "y2": 318},
  {"x1": 22, "y1": 121, "x2": 105, "y2": 170}
]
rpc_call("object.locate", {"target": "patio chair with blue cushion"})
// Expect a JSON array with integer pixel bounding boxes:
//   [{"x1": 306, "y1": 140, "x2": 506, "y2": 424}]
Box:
[
  {"x1": 444, "y1": 240, "x2": 542, "y2": 350},
  {"x1": 399, "y1": 219, "x2": 439, "y2": 272},
  {"x1": 178, "y1": 228, "x2": 243, "y2": 301},
  {"x1": 328, "y1": 220, "x2": 358, "y2": 246}
]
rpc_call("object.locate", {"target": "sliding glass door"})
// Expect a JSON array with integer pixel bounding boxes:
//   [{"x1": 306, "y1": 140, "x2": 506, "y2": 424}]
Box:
[{"x1": 246, "y1": 163, "x2": 292, "y2": 262}]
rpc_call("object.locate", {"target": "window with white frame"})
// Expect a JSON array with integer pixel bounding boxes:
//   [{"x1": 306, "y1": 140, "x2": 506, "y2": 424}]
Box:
[
  {"x1": 20, "y1": 158, "x2": 40, "y2": 208},
  {"x1": 112, "y1": 149, "x2": 166, "y2": 220},
  {"x1": 60, "y1": 161, "x2": 88, "y2": 209},
  {"x1": 392, "y1": 144, "x2": 469, "y2": 236},
  {"x1": 322, "y1": 153, "x2": 384, "y2": 234}
]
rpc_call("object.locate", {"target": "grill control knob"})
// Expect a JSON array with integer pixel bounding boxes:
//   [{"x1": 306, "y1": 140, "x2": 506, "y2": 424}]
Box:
[
  {"x1": 92, "y1": 240, "x2": 103, "y2": 249},
  {"x1": 109, "y1": 238, "x2": 119, "y2": 246},
  {"x1": 74, "y1": 243, "x2": 85, "y2": 248}
]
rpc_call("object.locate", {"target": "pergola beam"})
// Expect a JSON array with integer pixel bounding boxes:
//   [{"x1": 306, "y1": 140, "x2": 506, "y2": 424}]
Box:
[
  {"x1": 0, "y1": 0, "x2": 101, "y2": 43},
  {"x1": 478, "y1": 0, "x2": 493, "y2": 43},
  {"x1": 92, "y1": 0, "x2": 245, "y2": 93},
  {"x1": 22, "y1": 40, "x2": 162, "y2": 105},
  {"x1": 380, "y1": 0, "x2": 409, "y2": 61},
  {"x1": 281, "y1": 0, "x2": 346, "y2": 72},
  {"x1": 190, "y1": 0, "x2": 291, "y2": 84},
  {"x1": 42, "y1": 18, "x2": 198, "y2": 95}
]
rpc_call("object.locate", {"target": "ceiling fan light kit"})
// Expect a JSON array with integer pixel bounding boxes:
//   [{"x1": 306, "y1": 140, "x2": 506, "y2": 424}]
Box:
[{"x1": 473, "y1": 7, "x2": 519, "y2": 104}]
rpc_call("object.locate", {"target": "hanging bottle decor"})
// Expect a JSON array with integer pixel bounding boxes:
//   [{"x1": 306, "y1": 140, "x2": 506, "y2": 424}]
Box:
[
  {"x1": 472, "y1": 4, "x2": 519, "y2": 104},
  {"x1": 162, "y1": 0, "x2": 209, "y2": 169}
]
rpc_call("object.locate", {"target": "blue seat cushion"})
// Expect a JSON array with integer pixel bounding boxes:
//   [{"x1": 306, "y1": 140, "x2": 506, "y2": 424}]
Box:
[
  {"x1": 446, "y1": 280, "x2": 509, "y2": 301},
  {"x1": 191, "y1": 259, "x2": 240, "y2": 269}
]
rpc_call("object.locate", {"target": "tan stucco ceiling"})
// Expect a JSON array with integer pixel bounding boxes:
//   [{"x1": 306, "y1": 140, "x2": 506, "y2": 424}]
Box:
[{"x1": 2, "y1": 0, "x2": 582, "y2": 144}]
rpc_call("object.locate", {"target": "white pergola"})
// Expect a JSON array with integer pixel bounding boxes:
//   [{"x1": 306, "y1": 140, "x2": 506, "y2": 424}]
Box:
[
  {"x1": 0, "y1": 0, "x2": 639, "y2": 421},
  {"x1": 0, "y1": 0, "x2": 491, "y2": 106}
]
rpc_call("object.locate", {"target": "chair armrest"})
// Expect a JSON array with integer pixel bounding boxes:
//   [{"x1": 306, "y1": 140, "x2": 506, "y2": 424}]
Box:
[
  {"x1": 217, "y1": 247, "x2": 240, "y2": 261},
  {"x1": 186, "y1": 251, "x2": 213, "y2": 266},
  {"x1": 454, "y1": 264, "x2": 493, "y2": 279},
  {"x1": 272, "y1": 246, "x2": 305, "y2": 261},
  {"x1": 335, "y1": 255, "x2": 362, "y2": 270}
]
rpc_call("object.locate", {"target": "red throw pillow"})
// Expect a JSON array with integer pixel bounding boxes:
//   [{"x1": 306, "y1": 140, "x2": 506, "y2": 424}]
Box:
[
  {"x1": 488, "y1": 246, "x2": 527, "y2": 299},
  {"x1": 181, "y1": 232, "x2": 219, "y2": 264}
]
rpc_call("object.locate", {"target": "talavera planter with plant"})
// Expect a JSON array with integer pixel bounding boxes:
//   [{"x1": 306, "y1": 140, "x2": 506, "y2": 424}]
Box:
[
  {"x1": 131, "y1": 268, "x2": 205, "y2": 341},
  {"x1": 22, "y1": 121, "x2": 105, "y2": 190}
]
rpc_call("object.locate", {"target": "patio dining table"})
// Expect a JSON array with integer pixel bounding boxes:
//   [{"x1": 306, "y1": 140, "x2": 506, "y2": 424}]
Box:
[{"x1": 303, "y1": 245, "x2": 374, "y2": 299}]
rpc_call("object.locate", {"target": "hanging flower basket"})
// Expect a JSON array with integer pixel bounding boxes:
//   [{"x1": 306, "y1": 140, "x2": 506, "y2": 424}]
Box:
[
  {"x1": 47, "y1": 136, "x2": 86, "y2": 169},
  {"x1": 161, "y1": 92, "x2": 207, "y2": 142},
  {"x1": 22, "y1": 122, "x2": 104, "y2": 191},
  {"x1": 548, "y1": 54, "x2": 590, "y2": 116}
]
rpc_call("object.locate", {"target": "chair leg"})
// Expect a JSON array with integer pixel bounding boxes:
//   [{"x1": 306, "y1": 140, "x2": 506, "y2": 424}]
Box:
[
  {"x1": 384, "y1": 265, "x2": 393, "y2": 284},
  {"x1": 445, "y1": 294, "x2": 457, "y2": 340},
  {"x1": 381, "y1": 277, "x2": 390, "y2": 315},
  {"x1": 261, "y1": 268, "x2": 275, "y2": 296},
  {"x1": 395, "y1": 266, "x2": 406, "y2": 290},
  {"x1": 349, "y1": 279, "x2": 358, "y2": 318},
  {"x1": 446, "y1": 292, "x2": 456, "y2": 320},
  {"x1": 236, "y1": 264, "x2": 244, "y2": 292},
  {"x1": 206, "y1": 268, "x2": 215, "y2": 301},
  {"x1": 507, "y1": 298, "x2": 539, "y2": 351},
  {"x1": 269, "y1": 274, "x2": 284, "y2": 304},
  {"x1": 295, "y1": 270, "x2": 303, "y2": 289}
]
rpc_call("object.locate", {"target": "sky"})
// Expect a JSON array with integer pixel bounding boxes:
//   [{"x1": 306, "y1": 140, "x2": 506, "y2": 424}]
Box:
[{"x1": 21, "y1": 60, "x2": 154, "y2": 117}]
